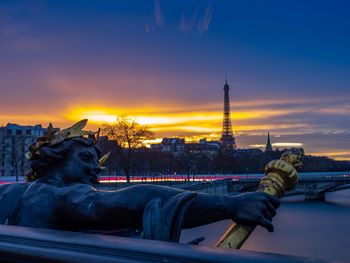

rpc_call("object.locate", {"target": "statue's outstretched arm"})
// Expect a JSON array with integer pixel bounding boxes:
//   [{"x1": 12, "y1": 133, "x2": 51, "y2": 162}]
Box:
[
  {"x1": 61, "y1": 184, "x2": 279, "y2": 231},
  {"x1": 96, "y1": 184, "x2": 230, "y2": 229}
]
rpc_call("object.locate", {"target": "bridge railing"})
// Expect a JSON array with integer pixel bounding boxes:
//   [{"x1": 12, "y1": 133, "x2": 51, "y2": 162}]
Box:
[{"x1": 0, "y1": 225, "x2": 329, "y2": 263}]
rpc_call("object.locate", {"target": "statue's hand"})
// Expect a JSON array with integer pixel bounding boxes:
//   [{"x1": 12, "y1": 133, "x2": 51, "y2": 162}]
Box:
[{"x1": 227, "y1": 192, "x2": 280, "y2": 232}]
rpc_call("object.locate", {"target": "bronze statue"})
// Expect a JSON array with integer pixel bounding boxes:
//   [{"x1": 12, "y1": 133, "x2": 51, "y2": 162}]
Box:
[{"x1": 0, "y1": 120, "x2": 280, "y2": 243}]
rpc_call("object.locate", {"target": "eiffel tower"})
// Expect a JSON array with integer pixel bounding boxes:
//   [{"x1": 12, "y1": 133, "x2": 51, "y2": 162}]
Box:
[{"x1": 220, "y1": 78, "x2": 237, "y2": 149}]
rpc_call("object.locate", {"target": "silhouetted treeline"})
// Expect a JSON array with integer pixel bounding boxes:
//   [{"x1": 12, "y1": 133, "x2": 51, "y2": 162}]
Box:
[
  {"x1": 300, "y1": 155, "x2": 350, "y2": 172},
  {"x1": 98, "y1": 140, "x2": 350, "y2": 177}
]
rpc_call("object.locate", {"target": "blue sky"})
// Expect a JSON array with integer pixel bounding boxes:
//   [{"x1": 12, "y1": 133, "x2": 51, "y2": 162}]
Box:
[{"x1": 0, "y1": 0, "x2": 349, "y2": 159}]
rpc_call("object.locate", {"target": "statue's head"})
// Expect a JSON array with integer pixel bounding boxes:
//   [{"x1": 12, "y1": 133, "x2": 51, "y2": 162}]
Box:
[
  {"x1": 25, "y1": 120, "x2": 106, "y2": 185},
  {"x1": 29, "y1": 137, "x2": 102, "y2": 185}
]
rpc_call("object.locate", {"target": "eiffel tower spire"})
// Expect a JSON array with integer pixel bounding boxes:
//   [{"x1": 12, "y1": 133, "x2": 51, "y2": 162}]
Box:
[{"x1": 220, "y1": 78, "x2": 237, "y2": 149}]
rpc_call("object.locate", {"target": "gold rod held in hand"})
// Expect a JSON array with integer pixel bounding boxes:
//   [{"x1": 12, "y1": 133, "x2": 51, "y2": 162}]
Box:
[{"x1": 215, "y1": 150, "x2": 303, "y2": 249}]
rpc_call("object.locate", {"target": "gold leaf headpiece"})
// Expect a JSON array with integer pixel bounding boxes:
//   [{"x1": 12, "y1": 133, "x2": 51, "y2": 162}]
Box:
[
  {"x1": 99, "y1": 151, "x2": 111, "y2": 166},
  {"x1": 25, "y1": 119, "x2": 99, "y2": 161}
]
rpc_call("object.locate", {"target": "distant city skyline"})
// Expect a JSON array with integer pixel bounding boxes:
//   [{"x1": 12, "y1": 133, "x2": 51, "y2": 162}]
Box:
[{"x1": 0, "y1": 1, "x2": 349, "y2": 160}]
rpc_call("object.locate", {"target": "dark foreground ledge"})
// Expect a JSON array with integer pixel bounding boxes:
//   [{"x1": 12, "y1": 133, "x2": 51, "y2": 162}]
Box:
[{"x1": 0, "y1": 225, "x2": 333, "y2": 263}]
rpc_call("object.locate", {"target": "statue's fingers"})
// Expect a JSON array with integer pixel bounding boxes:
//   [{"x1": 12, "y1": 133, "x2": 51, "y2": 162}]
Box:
[
  {"x1": 266, "y1": 202, "x2": 277, "y2": 217},
  {"x1": 263, "y1": 208, "x2": 273, "y2": 221},
  {"x1": 259, "y1": 218, "x2": 274, "y2": 232},
  {"x1": 266, "y1": 195, "x2": 280, "y2": 209}
]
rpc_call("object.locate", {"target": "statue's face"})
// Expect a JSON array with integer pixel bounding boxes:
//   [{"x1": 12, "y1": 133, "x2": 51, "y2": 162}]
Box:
[{"x1": 62, "y1": 144, "x2": 102, "y2": 185}]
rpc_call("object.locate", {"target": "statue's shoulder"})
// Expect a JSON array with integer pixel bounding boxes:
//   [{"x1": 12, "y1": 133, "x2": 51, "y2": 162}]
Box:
[
  {"x1": 0, "y1": 183, "x2": 28, "y2": 224},
  {"x1": 57, "y1": 183, "x2": 98, "y2": 197},
  {"x1": 0, "y1": 183, "x2": 28, "y2": 195}
]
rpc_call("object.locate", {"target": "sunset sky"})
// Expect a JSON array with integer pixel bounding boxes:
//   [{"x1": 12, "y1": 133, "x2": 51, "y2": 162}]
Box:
[{"x1": 0, "y1": 1, "x2": 349, "y2": 160}]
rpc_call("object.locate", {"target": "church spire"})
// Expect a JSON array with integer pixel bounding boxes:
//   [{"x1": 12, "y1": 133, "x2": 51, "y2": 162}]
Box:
[{"x1": 265, "y1": 132, "x2": 273, "y2": 152}]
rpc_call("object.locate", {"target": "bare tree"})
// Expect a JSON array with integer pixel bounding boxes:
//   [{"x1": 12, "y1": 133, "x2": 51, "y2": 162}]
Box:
[{"x1": 102, "y1": 116, "x2": 154, "y2": 182}]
